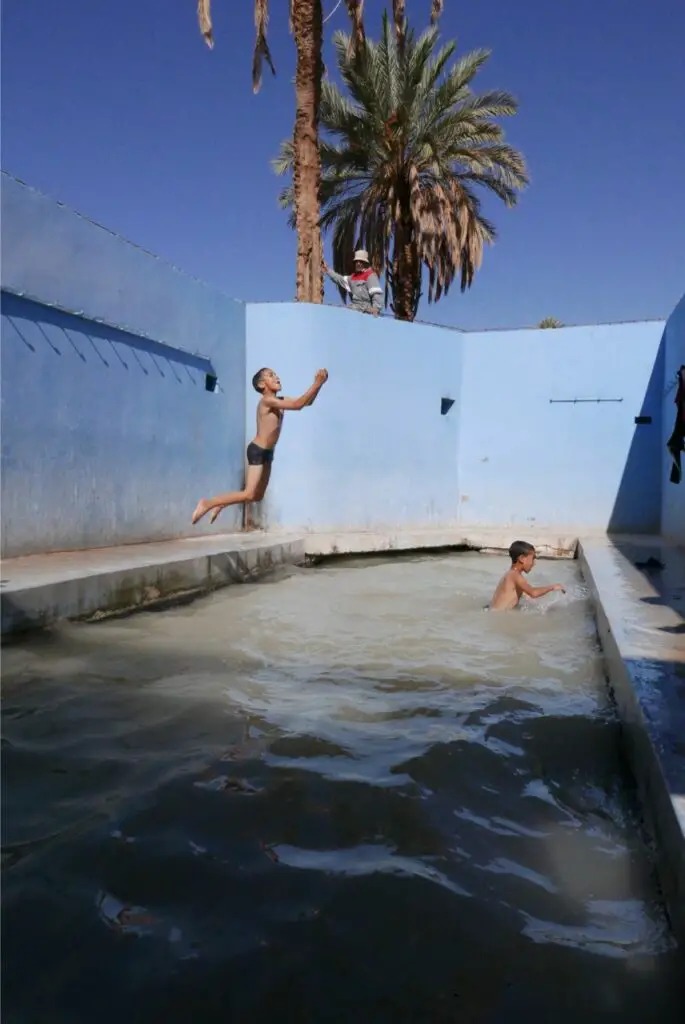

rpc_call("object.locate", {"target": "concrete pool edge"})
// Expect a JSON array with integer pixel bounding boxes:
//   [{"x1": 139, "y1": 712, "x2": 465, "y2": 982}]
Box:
[
  {"x1": 0, "y1": 534, "x2": 307, "y2": 635},
  {"x1": 297, "y1": 527, "x2": 583, "y2": 560},
  {"x1": 579, "y1": 537, "x2": 685, "y2": 949},
  {"x1": 0, "y1": 527, "x2": 666, "y2": 636},
  {"x1": 0, "y1": 526, "x2": 584, "y2": 635}
]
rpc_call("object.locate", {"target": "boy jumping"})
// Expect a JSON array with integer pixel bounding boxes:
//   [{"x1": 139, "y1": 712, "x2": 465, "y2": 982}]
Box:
[
  {"x1": 489, "y1": 541, "x2": 566, "y2": 610},
  {"x1": 192, "y1": 367, "x2": 328, "y2": 526}
]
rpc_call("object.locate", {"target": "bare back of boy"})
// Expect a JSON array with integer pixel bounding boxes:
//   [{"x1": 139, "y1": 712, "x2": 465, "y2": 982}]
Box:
[
  {"x1": 489, "y1": 569, "x2": 525, "y2": 610},
  {"x1": 489, "y1": 545, "x2": 566, "y2": 611}
]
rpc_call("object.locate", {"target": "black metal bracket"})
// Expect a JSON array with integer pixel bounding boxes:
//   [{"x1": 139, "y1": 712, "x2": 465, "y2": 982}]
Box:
[
  {"x1": 549, "y1": 398, "x2": 623, "y2": 404},
  {"x1": 441, "y1": 397, "x2": 455, "y2": 415},
  {"x1": 634, "y1": 415, "x2": 652, "y2": 425}
]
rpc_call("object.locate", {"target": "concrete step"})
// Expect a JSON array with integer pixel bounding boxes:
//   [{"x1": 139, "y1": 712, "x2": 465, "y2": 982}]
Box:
[{"x1": 1, "y1": 532, "x2": 305, "y2": 635}]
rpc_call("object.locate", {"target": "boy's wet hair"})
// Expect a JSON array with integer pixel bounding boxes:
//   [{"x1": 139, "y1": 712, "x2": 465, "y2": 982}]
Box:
[
  {"x1": 252, "y1": 367, "x2": 270, "y2": 393},
  {"x1": 509, "y1": 540, "x2": 535, "y2": 564}
]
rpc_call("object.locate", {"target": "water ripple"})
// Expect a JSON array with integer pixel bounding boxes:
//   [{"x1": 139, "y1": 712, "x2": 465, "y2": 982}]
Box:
[{"x1": 2, "y1": 553, "x2": 682, "y2": 1021}]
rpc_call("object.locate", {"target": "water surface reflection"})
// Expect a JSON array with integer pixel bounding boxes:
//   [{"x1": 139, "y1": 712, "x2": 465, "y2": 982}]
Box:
[{"x1": 3, "y1": 553, "x2": 683, "y2": 1021}]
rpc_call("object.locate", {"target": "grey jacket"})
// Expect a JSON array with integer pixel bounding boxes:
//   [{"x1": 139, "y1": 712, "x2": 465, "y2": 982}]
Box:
[{"x1": 326, "y1": 266, "x2": 383, "y2": 314}]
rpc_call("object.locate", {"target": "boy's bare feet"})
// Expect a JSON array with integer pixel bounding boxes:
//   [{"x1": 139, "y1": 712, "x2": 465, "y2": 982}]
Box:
[
  {"x1": 191, "y1": 499, "x2": 210, "y2": 525},
  {"x1": 209, "y1": 507, "x2": 222, "y2": 525}
]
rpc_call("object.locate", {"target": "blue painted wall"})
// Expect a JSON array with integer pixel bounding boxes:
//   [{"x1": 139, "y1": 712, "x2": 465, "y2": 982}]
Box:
[
  {"x1": 245, "y1": 303, "x2": 462, "y2": 532},
  {"x1": 1, "y1": 174, "x2": 677, "y2": 555},
  {"x1": 1, "y1": 174, "x2": 246, "y2": 556},
  {"x1": 458, "y1": 322, "x2": 665, "y2": 533},
  {"x1": 244, "y1": 309, "x2": 664, "y2": 536},
  {"x1": 661, "y1": 293, "x2": 685, "y2": 543}
]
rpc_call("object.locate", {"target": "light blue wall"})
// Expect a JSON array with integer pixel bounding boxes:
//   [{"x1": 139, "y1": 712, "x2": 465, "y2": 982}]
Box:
[
  {"x1": 245, "y1": 308, "x2": 664, "y2": 536},
  {"x1": 1, "y1": 174, "x2": 246, "y2": 556},
  {"x1": 458, "y1": 322, "x2": 665, "y2": 533},
  {"x1": 661, "y1": 294, "x2": 685, "y2": 543},
  {"x1": 1, "y1": 174, "x2": 678, "y2": 554},
  {"x1": 245, "y1": 303, "x2": 462, "y2": 531}
]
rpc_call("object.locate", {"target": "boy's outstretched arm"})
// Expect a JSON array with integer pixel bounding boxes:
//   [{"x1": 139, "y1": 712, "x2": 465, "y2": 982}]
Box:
[
  {"x1": 516, "y1": 577, "x2": 565, "y2": 600},
  {"x1": 262, "y1": 370, "x2": 328, "y2": 411}
]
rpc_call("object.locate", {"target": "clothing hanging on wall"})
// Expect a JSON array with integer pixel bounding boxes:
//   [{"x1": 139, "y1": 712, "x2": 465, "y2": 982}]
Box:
[{"x1": 666, "y1": 365, "x2": 685, "y2": 485}]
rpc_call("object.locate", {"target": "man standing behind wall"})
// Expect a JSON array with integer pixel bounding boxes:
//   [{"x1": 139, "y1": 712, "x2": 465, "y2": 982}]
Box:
[{"x1": 323, "y1": 249, "x2": 383, "y2": 316}]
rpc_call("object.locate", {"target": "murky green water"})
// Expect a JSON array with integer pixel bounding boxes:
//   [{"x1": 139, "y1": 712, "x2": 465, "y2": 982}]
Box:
[{"x1": 2, "y1": 553, "x2": 683, "y2": 1021}]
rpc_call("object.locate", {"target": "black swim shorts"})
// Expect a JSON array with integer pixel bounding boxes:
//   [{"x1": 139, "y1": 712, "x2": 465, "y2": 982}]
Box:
[{"x1": 246, "y1": 442, "x2": 274, "y2": 466}]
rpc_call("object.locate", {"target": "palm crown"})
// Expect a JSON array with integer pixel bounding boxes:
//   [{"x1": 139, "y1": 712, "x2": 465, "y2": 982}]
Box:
[{"x1": 274, "y1": 12, "x2": 528, "y2": 319}]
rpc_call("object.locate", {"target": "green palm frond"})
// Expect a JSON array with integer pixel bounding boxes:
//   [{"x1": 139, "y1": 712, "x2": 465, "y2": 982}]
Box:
[{"x1": 271, "y1": 139, "x2": 294, "y2": 177}]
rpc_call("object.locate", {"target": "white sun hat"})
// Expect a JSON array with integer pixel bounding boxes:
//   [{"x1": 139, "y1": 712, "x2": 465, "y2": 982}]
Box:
[{"x1": 353, "y1": 249, "x2": 370, "y2": 263}]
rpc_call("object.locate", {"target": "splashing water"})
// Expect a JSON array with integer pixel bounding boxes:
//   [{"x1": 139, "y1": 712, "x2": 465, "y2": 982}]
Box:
[{"x1": 2, "y1": 552, "x2": 682, "y2": 1022}]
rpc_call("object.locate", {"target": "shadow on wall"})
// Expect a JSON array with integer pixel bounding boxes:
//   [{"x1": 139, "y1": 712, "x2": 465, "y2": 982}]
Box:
[
  {"x1": 661, "y1": 293, "x2": 685, "y2": 542},
  {"x1": 608, "y1": 332, "x2": 665, "y2": 534},
  {"x1": 0, "y1": 292, "x2": 238, "y2": 558},
  {"x1": 2, "y1": 291, "x2": 217, "y2": 382}
]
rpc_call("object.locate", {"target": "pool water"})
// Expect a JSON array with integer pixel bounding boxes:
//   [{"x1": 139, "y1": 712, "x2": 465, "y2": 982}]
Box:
[{"x1": 2, "y1": 552, "x2": 683, "y2": 1022}]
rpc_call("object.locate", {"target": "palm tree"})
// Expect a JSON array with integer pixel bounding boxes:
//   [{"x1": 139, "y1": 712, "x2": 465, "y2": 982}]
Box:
[
  {"x1": 538, "y1": 317, "x2": 563, "y2": 329},
  {"x1": 197, "y1": 1, "x2": 324, "y2": 303},
  {"x1": 196, "y1": 3, "x2": 443, "y2": 306},
  {"x1": 273, "y1": 12, "x2": 528, "y2": 320}
]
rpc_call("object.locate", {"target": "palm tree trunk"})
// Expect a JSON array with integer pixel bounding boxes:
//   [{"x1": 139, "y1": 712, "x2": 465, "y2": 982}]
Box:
[
  {"x1": 292, "y1": 0, "x2": 324, "y2": 303},
  {"x1": 391, "y1": 214, "x2": 420, "y2": 321}
]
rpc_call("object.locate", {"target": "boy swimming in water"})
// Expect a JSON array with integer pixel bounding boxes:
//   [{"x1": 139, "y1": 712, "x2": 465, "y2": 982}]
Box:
[
  {"x1": 489, "y1": 540, "x2": 566, "y2": 610},
  {"x1": 191, "y1": 367, "x2": 328, "y2": 525}
]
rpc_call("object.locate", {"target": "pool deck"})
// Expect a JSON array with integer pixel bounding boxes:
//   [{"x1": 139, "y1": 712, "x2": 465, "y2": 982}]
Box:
[
  {"x1": 579, "y1": 536, "x2": 685, "y2": 947},
  {"x1": 0, "y1": 532, "x2": 307, "y2": 634},
  {"x1": 2, "y1": 527, "x2": 684, "y2": 943}
]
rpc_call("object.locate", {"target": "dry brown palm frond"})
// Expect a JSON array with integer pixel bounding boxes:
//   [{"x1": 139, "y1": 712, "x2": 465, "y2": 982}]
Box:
[
  {"x1": 198, "y1": 0, "x2": 214, "y2": 49},
  {"x1": 431, "y1": 0, "x2": 444, "y2": 24},
  {"x1": 253, "y1": 0, "x2": 276, "y2": 93},
  {"x1": 436, "y1": 187, "x2": 459, "y2": 266},
  {"x1": 392, "y1": 0, "x2": 406, "y2": 46},
  {"x1": 408, "y1": 164, "x2": 420, "y2": 202},
  {"x1": 345, "y1": 1, "x2": 366, "y2": 56},
  {"x1": 411, "y1": 177, "x2": 488, "y2": 303}
]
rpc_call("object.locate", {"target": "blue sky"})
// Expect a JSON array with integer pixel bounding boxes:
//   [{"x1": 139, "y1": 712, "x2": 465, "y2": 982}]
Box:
[{"x1": 2, "y1": 0, "x2": 684, "y2": 329}]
